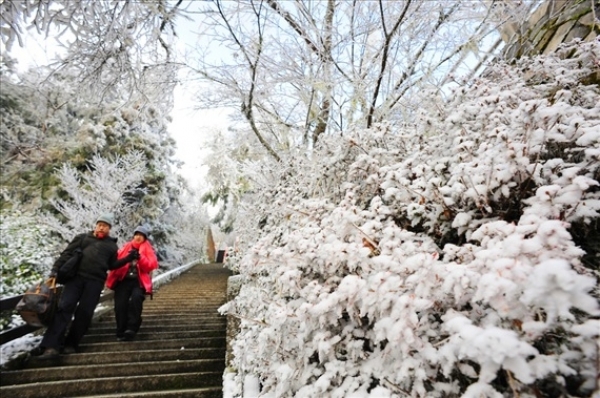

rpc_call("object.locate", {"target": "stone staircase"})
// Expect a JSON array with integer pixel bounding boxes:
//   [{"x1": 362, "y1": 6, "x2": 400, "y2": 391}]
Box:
[{"x1": 0, "y1": 263, "x2": 232, "y2": 398}]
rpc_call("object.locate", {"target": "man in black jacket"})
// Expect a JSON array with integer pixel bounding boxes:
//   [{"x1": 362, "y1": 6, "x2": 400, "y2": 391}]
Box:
[{"x1": 37, "y1": 213, "x2": 136, "y2": 359}]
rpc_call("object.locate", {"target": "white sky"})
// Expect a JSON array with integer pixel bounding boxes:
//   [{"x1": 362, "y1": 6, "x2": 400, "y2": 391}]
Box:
[{"x1": 167, "y1": 85, "x2": 230, "y2": 189}]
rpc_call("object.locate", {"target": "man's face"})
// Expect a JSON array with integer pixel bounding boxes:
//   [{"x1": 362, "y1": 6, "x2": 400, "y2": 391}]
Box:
[
  {"x1": 94, "y1": 222, "x2": 111, "y2": 238},
  {"x1": 133, "y1": 232, "x2": 146, "y2": 244}
]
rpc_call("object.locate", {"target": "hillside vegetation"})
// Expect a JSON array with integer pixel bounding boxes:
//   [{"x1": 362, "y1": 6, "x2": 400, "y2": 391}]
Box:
[{"x1": 224, "y1": 40, "x2": 600, "y2": 397}]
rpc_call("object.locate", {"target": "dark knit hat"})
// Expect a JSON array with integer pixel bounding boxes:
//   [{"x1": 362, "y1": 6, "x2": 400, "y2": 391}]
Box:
[
  {"x1": 96, "y1": 213, "x2": 114, "y2": 227},
  {"x1": 133, "y1": 226, "x2": 150, "y2": 239}
]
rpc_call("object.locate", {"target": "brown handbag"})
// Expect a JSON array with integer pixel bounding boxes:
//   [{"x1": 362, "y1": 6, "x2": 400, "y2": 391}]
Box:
[{"x1": 16, "y1": 277, "x2": 59, "y2": 327}]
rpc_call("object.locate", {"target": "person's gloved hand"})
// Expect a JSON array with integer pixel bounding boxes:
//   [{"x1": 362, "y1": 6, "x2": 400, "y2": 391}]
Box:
[{"x1": 127, "y1": 248, "x2": 140, "y2": 261}]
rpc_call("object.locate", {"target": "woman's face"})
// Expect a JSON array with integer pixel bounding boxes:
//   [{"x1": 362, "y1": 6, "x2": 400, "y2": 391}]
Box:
[{"x1": 133, "y1": 232, "x2": 146, "y2": 244}]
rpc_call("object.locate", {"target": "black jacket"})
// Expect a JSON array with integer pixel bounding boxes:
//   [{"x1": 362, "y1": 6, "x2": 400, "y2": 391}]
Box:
[{"x1": 52, "y1": 232, "x2": 123, "y2": 283}]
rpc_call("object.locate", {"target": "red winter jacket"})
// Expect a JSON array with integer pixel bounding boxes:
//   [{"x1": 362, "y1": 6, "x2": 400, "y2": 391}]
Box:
[{"x1": 106, "y1": 239, "x2": 158, "y2": 294}]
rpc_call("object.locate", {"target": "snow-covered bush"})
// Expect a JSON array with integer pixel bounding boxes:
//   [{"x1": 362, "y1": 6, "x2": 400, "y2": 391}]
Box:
[
  {"x1": 0, "y1": 210, "x2": 60, "y2": 330},
  {"x1": 223, "y1": 40, "x2": 600, "y2": 397},
  {"x1": 0, "y1": 210, "x2": 58, "y2": 296}
]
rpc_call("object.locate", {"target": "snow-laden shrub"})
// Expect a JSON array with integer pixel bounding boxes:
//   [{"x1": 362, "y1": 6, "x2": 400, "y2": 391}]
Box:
[
  {"x1": 0, "y1": 210, "x2": 58, "y2": 296},
  {"x1": 223, "y1": 40, "x2": 600, "y2": 397},
  {"x1": 0, "y1": 210, "x2": 60, "y2": 330}
]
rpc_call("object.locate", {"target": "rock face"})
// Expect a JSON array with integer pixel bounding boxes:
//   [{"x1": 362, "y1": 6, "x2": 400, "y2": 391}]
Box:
[{"x1": 500, "y1": 0, "x2": 598, "y2": 59}]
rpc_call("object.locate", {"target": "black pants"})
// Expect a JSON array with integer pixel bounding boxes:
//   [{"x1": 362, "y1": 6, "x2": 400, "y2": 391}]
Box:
[
  {"x1": 41, "y1": 275, "x2": 104, "y2": 350},
  {"x1": 113, "y1": 278, "x2": 145, "y2": 336}
]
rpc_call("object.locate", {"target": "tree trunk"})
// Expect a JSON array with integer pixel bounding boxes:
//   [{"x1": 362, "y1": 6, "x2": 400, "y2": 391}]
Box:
[{"x1": 206, "y1": 226, "x2": 216, "y2": 262}]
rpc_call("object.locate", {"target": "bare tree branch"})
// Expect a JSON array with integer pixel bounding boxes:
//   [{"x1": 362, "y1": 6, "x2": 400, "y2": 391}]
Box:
[{"x1": 366, "y1": 0, "x2": 412, "y2": 128}]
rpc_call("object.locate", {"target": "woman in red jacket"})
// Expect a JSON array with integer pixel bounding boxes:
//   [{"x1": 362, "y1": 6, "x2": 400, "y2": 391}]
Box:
[{"x1": 106, "y1": 226, "x2": 158, "y2": 341}]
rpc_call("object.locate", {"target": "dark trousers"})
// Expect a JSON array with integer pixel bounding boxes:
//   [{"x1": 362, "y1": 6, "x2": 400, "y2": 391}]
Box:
[
  {"x1": 41, "y1": 275, "x2": 104, "y2": 350},
  {"x1": 113, "y1": 278, "x2": 145, "y2": 336}
]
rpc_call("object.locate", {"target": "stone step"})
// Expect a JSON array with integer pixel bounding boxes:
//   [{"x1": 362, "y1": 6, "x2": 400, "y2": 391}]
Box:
[
  {"x1": 87, "y1": 322, "x2": 226, "y2": 334},
  {"x1": 89, "y1": 315, "x2": 227, "y2": 330},
  {"x1": 1, "y1": 359, "x2": 225, "y2": 385},
  {"x1": 82, "y1": 329, "x2": 224, "y2": 343},
  {"x1": 132, "y1": 311, "x2": 225, "y2": 317},
  {"x1": 96, "y1": 309, "x2": 225, "y2": 317},
  {"x1": 89, "y1": 314, "x2": 227, "y2": 330},
  {"x1": 72, "y1": 387, "x2": 223, "y2": 398},
  {"x1": 139, "y1": 311, "x2": 224, "y2": 317},
  {"x1": 74, "y1": 337, "x2": 226, "y2": 354},
  {"x1": 0, "y1": 372, "x2": 222, "y2": 398},
  {"x1": 147, "y1": 298, "x2": 224, "y2": 303},
  {"x1": 23, "y1": 348, "x2": 226, "y2": 368}
]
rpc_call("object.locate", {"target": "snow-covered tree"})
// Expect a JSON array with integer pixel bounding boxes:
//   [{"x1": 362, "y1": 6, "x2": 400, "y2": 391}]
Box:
[
  {"x1": 199, "y1": 129, "x2": 261, "y2": 233},
  {"x1": 0, "y1": 0, "x2": 215, "y2": 272},
  {"x1": 185, "y1": 0, "x2": 528, "y2": 155},
  {"x1": 1, "y1": 0, "x2": 183, "y2": 107},
  {"x1": 41, "y1": 151, "x2": 148, "y2": 240},
  {"x1": 184, "y1": 0, "x2": 562, "y2": 231},
  {"x1": 222, "y1": 40, "x2": 600, "y2": 397},
  {"x1": 0, "y1": 57, "x2": 192, "y2": 266},
  {"x1": 164, "y1": 189, "x2": 211, "y2": 263}
]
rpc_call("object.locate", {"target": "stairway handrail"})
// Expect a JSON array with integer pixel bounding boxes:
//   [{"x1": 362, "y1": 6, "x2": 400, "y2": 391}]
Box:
[{"x1": 0, "y1": 260, "x2": 203, "y2": 346}]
